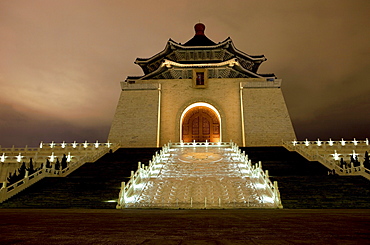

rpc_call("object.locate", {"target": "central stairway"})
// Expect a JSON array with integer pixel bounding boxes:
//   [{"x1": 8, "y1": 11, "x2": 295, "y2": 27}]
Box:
[{"x1": 117, "y1": 143, "x2": 281, "y2": 209}]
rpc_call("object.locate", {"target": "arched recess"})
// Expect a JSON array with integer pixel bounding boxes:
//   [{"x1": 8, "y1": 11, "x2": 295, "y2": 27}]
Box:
[{"x1": 180, "y1": 102, "x2": 221, "y2": 142}]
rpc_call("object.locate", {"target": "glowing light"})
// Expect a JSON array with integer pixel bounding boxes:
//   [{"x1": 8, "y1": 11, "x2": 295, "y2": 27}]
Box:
[
  {"x1": 105, "y1": 141, "x2": 112, "y2": 148},
  {"x1": 150, "y1": 169, "x2": 160, "y2": 175},
  {"x1": 72, "y1": 141, "x2": 78, "y2": 148},
  {"x1": 331, "y1": 150, "x2": 341, "y2": 160},
  {"x1": 262, "y1": 196, "x2": 274, "y2": 203},
  {"x1": 124, "y1": 195, "x2": 137, "y2": 203},
  {"x1": 104, "y1": 200, "x2": 117, "y2": 203},
  {"x1": 61, "y1": 141, "x2": 67, "y2": 148},
  {"x1": 240, "y1": 169, "x2": 250, "y2": 174},
  {"x1": 94, "y1": 140, "x2": 100, "y2": 148},
  {"x1": 134, "y1": 183, "x2": 144, "y2": 189},
  {"x1": 66, "y1": 152, "x2": 72, "y2": 162},
  {"x1": 49, "y1": 152, "x2": 56, "y2": 162},
  {"x1": 292, "y1": 140, "x2": 298, "y2": 146},
  {"x1": 352, "y1": 138, "x2": 358, "y2": 146},
  {"x1": 255, "y1": 183, "x2": 266, "y2": 189},
  {"x1": 340, "y1": 138, "x2": 346, "y2": 146},
  {"x1": 83, "y1": 141, "x2": 89, "y2": 148},
  {"x1": 49, "y1": 141, "x2": 56, "y2": 148},
  {"x1": 328, "y1": 139, "x2": 334, "y2": 146},
  {"x1": 179, "y1": 102, "x2": 222, "y2": 142},
  {"x1": 16, "y1": 153, "x2": 23, "y2": 163},
  {"x1": 1, "y1": 153, "x2": 7, "y2": 163},
  {"x1": 304, "y1": 139, "x2": 310, "y2": 146},
  {"x1": 350, "y1": 150, "x2": 359, "y2": 158},
  {"x1": 316, "y1": 139, "x2": 322, "y2": 146}
]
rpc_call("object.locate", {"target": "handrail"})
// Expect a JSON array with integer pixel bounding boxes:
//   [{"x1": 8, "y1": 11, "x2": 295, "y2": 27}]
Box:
[
  {"x1": 283, "y1": 140, "x2": 370, "y2": 180},
  {"x1": 0, "y1": 142, "x2": 120, "y2": 203}
]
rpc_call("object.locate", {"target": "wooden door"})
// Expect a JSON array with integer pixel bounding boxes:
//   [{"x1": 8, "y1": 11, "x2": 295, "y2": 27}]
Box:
[{"x1": 182, "y1": 106, "x2": 220, "y2": 142}]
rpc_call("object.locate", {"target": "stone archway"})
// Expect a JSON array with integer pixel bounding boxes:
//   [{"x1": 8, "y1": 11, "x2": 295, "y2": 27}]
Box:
[{"x1": 181, "y1": 104, "x2": 220, "y2": 142}]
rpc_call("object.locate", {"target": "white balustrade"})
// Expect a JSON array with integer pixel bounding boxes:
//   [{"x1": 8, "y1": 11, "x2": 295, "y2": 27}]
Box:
[
  {"x1": 283, "y1": 139, "x2": 370, "y2": 180},
  {"x1": 0, "y1": 142, "x2": 120, "y2": 203}
]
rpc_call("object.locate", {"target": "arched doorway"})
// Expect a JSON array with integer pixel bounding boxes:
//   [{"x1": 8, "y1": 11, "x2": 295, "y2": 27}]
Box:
[{"x1": 181, "y1": 103, "x2": 221, "y2": 142}]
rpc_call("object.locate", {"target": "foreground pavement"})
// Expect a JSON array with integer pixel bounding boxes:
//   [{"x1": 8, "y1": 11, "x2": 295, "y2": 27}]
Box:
[{"x1": 0, "y1": 209, "x2": 369, "y2": 244}]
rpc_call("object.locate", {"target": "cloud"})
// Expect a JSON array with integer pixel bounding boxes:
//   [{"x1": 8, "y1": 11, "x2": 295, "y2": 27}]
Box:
[
  {"x1": 0, "y1": 0, "x2": 369, "y2": 146},
  {"x1": 0, "y1": 103, "x2": 109, "y2": 147}
]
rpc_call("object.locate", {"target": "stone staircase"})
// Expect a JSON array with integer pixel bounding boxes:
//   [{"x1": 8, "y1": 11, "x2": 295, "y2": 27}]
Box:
[
  {"x1": 0, "y1": 148, "x2": 158, "y2": 208},
  {"x1": 1, "y1": 146, "x2": 369, "y2": 209},
  {"x1": 241, "y1": 147, "x2": 370, "y2": 208},
  {"x1": 117, "y1": 143, "x2": 282, "y2": 209}
]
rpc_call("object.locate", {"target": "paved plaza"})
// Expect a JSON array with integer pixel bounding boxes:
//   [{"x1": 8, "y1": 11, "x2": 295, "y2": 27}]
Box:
[{"x1": 0, "y1": 209, "x2": 369, "y2": 244}]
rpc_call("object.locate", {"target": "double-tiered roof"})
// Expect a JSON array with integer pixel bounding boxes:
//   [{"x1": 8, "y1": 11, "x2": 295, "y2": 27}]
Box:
[{"x1": 127, "y1": 23, "x2": 275, "y2": 81}]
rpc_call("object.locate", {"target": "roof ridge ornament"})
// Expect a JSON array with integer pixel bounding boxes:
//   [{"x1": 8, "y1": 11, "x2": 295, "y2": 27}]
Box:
[{"x1": 194, "y1": 23, "x2": 206, "y2": 36}]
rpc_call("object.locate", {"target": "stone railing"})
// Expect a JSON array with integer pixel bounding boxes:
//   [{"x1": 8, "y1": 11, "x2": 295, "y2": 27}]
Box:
[
  {"x1": 169, "y1": 140, "x2": 232, "y2": 147},
  {"x1": 117, "y1": 142, "x2": 283, "y2": 209},
  {"x1": 0, "y1": 140, "x2": 117, "y2": 164},
  {"x1": 283, "y1": 139, "x2": 370, "y2": 180},
  {"x1": 0, "y1": 142, "x2": 120, "y2": 203}
]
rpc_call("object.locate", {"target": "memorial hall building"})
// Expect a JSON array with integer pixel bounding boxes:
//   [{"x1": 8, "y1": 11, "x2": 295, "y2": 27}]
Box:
[{"x1": 108, "y1": 23, "x2": 296, "y2": 147}]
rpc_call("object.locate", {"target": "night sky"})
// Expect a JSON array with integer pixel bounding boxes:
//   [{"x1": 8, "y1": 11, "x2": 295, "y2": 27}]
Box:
[{"x1": 1, "y1": 0, "x2": 369, "y2": 147}]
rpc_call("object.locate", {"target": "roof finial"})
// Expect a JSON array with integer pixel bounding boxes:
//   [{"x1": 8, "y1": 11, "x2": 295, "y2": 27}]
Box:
[{"x1": 194, "y1": 23, "x2": 205, "y2": 36}]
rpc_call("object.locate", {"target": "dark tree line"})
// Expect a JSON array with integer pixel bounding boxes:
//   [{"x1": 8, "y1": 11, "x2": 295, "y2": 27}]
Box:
[
  {"x1": 6, "y1": 154, "x2": 69, "y2": 186},
  {"x1": 340, "y1": 151, "x2": 369, "y2": 169}
]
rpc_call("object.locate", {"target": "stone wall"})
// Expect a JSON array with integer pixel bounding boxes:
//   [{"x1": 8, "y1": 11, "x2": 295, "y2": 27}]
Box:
[
  {"x1": 108, "y1": 77, "x2": 296, "y2": 147},
  {"x1": 108, "y1": 89, "x2": 159, "y2": 147},
  {"x1": 159, "y1": 78, "x2": 242, "y2": 145},
  {"x1": 242, "y1": 87, "x2": 296, "y2": 146}
]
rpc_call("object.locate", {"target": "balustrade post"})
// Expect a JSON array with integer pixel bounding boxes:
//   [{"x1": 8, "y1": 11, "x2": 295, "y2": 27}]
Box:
[
  {"x1": 2, "y1": 181, "x2": 6, "y2": 189},
  {"x1": 273, "y1": 181, "x2": 279, "y2": 198},
  {"x1": 204, "y1": 197, "x2": 207, "y2": 208},
  {"x1": 120, "y1": 182, "x2": 126, "y2": 204},
  {"x1": 131, "y1": 171, "x2": 134, "y2": 182}
]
